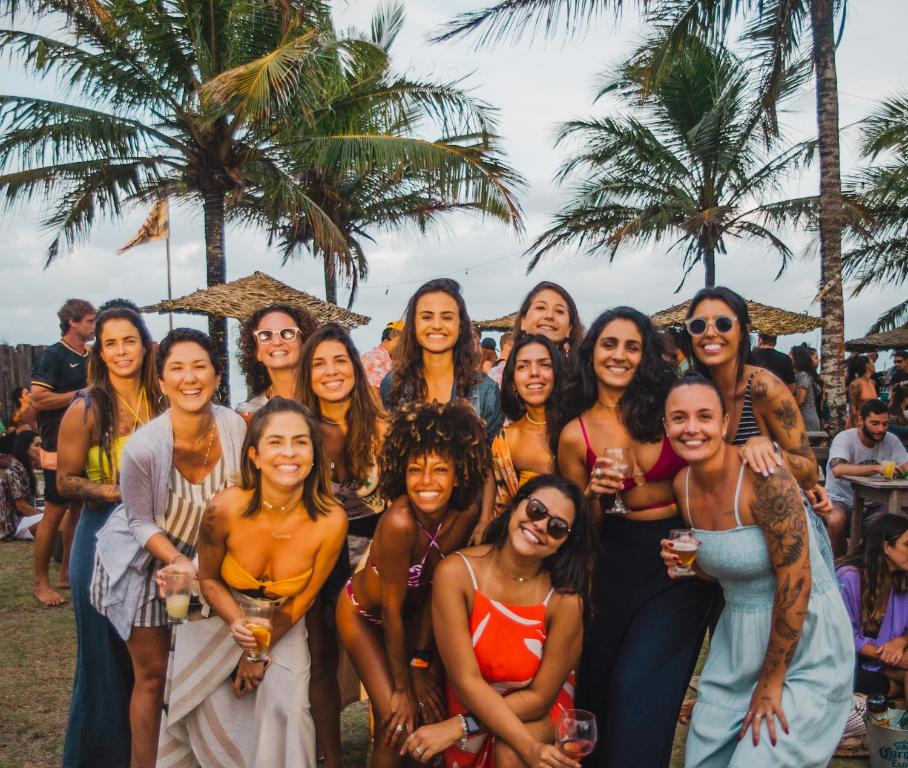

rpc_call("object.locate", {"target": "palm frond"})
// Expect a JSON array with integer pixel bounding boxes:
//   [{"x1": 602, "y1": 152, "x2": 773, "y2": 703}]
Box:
[{"x1": 867, "y1": 298, "x2": 908, "y2": 334}]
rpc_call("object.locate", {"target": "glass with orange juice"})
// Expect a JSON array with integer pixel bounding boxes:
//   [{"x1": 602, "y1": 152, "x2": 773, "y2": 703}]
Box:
[{"x1": 242, "y1": 598, "x2": 274, "y2": 662}]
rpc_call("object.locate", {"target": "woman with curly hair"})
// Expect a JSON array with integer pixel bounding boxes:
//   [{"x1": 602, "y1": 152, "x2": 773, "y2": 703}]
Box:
[
  {"x1": 380, "y1": 278, "x2": 502, "y2": 441},
  {"x1": 558, "y1": 307, "x2": 715, "y2": 768},
  {"x1": 236, "y1": 303, "x2": 319, "y2": 417},
  {"x1": 511, "y1": 281, "x2": 583, "y2": 360},
  {"x1": 297, "y1": 324, "x2": 388, "y2": 768},
  {"x1": 56, "y1": 306, "x2": 163, "y2": 767},
  {"x1": 473, "y1": 334, "x2": 564, "y2": 545},
  {"x1": 403, "y1": 475, "x2": 591, "y2": 768},
  {"x1": 337, "y1": 400, "x2": 490, "y2": 768}
]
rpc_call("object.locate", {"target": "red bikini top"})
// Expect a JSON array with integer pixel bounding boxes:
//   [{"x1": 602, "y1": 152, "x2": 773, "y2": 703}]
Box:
[{"x1": 578, "y1": 416, "x2": 686, "y2": 490}]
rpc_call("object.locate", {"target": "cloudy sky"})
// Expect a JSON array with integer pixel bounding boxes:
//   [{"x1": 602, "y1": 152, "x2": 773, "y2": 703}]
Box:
[{"x1": 1, "y1": 0, "x2": 906, "y2": 398}]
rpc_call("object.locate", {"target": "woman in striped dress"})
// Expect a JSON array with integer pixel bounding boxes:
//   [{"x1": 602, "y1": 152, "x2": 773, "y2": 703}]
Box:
[{"x1": 91, "y1": 328, "x2": 247, "y2": 768}]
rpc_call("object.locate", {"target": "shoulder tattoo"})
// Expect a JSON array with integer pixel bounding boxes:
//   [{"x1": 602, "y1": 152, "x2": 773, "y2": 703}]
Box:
[{"x1": 749, "y1": 473, "x2": 807, "y2": 568}]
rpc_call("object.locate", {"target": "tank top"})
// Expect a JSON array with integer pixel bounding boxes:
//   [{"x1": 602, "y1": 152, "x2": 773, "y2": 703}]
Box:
[{"x1": 732, "y1": 373, "x2": 762, "y2": 446}]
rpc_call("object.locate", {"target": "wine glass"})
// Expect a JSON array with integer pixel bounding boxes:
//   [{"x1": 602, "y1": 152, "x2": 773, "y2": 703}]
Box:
[
  {"x1": 604, "y1": 447, "x2": 631, "y2": 515},
  {"x1": 556, "y1": 708, "x2": 598, "y2": 759}
]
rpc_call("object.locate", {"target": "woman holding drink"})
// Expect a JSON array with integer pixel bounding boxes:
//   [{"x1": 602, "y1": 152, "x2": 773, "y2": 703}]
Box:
[
  {"x1": 158, "y1": 398, "x2": 347, "y2": 766},
  {"x1": 298, "y1": 324, "x2": 388, "y2": 768},
  {"x1": 557, "y1": 307, "x2": 715, "y2": 768},
  {"x1": 57, "y1": 306, "x2": 162, "y2": 767},
  {"x1": 91, "y1": 329, "x2": 247, "y2": 768},
  {"x1": 661, "y1": 374, "x2": 852, "y2": 768},
  {"x1": 403, "y1": 475, "x2": 591, "y2": 768},
  {"x1": 336, "y1": 401, "x2": 489, "y2": 768}
]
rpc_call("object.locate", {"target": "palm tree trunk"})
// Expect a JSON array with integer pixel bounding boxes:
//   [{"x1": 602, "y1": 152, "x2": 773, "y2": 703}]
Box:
[
  {"x1": 203, "y1": 189, "x2": 230, "y2": 404},
  {"x1": 811, "y1": 0, "x2": 846, "y2": 433},
  {"x1": 703, "y1": 246, "x2": 716, "y2": 287},
  {"x1": 324, "y1": 257, "x2": 338, "y2": 305}
]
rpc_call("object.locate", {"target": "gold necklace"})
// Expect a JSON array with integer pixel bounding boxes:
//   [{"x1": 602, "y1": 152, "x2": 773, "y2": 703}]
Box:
[
  {"x1": 525, "y1": 412, "x2": 546, "y2": 426},
  {"x1": 262, "y1": 498, "x2": 300, "y2": 540},
  {"x1": 117, "y1": 389, "x2": 149, "y2": 433},
  {"x1": 195, "y1": 422, "x2": 216, "y2": 484},
  {"x1": 496, "y1": 551, "x2": 538, "y2": 584},
  {"x1": 319, "y1": 414, "x2": 346, "y2": 426}
]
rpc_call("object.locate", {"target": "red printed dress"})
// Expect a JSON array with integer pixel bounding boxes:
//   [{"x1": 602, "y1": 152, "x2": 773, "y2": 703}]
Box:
[{"x1": 444, "y1": 553, "x2": 575, "y2": 768}]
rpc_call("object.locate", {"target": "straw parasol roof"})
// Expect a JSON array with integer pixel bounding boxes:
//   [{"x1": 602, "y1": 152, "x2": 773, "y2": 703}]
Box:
[
  {"x1": 142, "y1": 271, "x2": 370, "y2": 329},
  {"x1": 475, "y1": 312, "x2": 517, "y2": 332},
  {"x1": 651, "y1": 299, "x2": 821, "y2": 336},
  {"x1": 845, "y1": 325, "x2": 908, "y2": 352}
]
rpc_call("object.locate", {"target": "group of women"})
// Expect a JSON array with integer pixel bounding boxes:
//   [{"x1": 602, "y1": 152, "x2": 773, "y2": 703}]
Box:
[{"x1": 55, "y1": 278, "x2": 855, "y2": 768}]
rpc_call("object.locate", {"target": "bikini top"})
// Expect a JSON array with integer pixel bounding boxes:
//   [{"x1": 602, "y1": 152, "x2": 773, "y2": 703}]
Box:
[
  {"x1": 221, "y1": 551, "x2": 313, "y2": 599},
  {"x1": 732, "y1": 372, "x2": 762, "y2": 446},
  {"x1": 369, "y1": 519, "x2": 444, "y2": 590},
  {"x1": 578, "y1": 417, "x2": 686, "y2": 490}
]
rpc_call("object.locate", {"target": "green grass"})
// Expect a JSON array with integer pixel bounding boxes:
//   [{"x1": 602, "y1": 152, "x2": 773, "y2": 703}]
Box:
[{"x1": 0, "y1": 541, "x2": 867, "y2": 767}]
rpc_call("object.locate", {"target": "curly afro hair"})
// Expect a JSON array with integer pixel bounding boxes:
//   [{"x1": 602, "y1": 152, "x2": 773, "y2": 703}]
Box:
[
  {"x1": 379, "y1": 400, "x2": 490, "y2": 510},
  {"x1": 237, "y1": 304, "x2": 319, "y2": 396}
]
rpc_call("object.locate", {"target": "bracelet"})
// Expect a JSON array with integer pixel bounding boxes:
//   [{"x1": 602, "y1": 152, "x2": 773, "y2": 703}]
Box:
[
  {"x1": 409, "y1": 656, "x2": 430, "y2": 669},
  {"x1": 771, "y1": 440, "x2": 782, "y2": 456},
  {"x1": 169, "y1": 553, "x2": 188, "y2": 566},
  {"x1": 457, "y1": 713, "x2": 469, "y2": 750}
]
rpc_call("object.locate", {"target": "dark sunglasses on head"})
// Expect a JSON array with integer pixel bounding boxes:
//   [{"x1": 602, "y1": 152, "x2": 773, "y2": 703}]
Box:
[
  {"x1": 525, "y1": 496, "x2": 572, "y2": 539},
  {"x1": 684, "y1": 315, "x2": 737, "y2": 337},
  {"x1": 254, "y1": 327, "x2": 301, "y2": 344}
]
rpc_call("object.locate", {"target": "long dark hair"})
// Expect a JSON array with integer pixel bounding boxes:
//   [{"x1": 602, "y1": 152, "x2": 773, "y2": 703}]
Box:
[
  {"x1": 297, "y1": 324, "x2": 384, "y2": 487},
  {"x1": 388, "y1": 279, "x2": 480, "y2": 408},
  {"x1": 86, "y1": 308, "x2": 162, "y2": 482},
  {"x1": 561, "y1": 307, "x2": 676, "y2": 443},
  {"x1": 512, "y1": 281, "x2": 583, "y2": 358},
  {"x1": 846, "y1": 355, "x2": 870, "y2": 387},
  {"x1": 685, "y1": 286, "x2": 752, "y2": 383},
  {"x1": 12, "y1": 429, "x2": 38, "y2": 497},
  {"x1": 500, "y1": 334, "x2": 564, "y2": 457},
  {"x1": 238, "y1": 304, "x2": 318, "y2": 397},
  {"x1": 239, "y1": 397, "x2": 336, "y2": 520},
  {"x1": 838, "y1": 514, "x2": 908, "y2": 637},
  {"x1": 484, "y1": 474, "x2": 592, "y2": 617}
]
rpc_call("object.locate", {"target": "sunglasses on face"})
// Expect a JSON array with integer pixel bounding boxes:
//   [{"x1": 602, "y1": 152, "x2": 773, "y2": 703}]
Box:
[
  {"x1": 525, "y1": 496, "x2": 572, "y2": 539},
  {"x1": 684, "y1": 315, "x2": 737, "y2": 337},
  {"x1": 254, "y1": 327, "x2": 301, "y2": 344}
]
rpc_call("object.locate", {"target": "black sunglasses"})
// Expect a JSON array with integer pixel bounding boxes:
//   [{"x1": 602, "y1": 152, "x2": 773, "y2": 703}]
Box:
[
  {"x1": 684, "y1": 315, "x2": 737, "y2": 337},
  {"x1": 525, "y1": 496, "x2": 572, "y2": 539}
]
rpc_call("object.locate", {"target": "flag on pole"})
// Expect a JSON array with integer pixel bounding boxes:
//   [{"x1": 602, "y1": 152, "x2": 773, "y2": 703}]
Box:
[{"x1": 116, "y1": 198, "x2": 169, "y2": 254}]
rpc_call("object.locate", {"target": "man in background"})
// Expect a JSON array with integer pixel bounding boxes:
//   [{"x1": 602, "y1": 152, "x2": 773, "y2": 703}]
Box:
[
  {"x1": 889, "y1": 350, "x2": 908, "y2": 393},
  {"x1": 30, "y1": 298, "x2": 95, "y2": 606},
  {"x1": 749, "y1": 332, "x2": 796, "y2": 393},
  {"x1": 487, "y1": 331, "x2": 514, "y2": 386},
  {"x1": 361, "y1": 320, "x2": 403, "y2": 394}
]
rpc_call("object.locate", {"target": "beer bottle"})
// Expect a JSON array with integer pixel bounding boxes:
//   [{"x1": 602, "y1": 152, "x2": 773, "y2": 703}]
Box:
[{"x1": 868, "y1": 694, "x2": 889, "y2": 727}]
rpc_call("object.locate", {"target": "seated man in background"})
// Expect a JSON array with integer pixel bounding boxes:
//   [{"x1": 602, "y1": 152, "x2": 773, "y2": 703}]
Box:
[{"x1": 825, "y1": 399, "x2": 908, "y2": 556}]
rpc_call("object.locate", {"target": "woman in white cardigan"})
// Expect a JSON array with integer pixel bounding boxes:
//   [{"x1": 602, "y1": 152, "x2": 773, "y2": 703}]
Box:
[{"x1": 93, "y1": 329, "x2": 246, "y2": 768}]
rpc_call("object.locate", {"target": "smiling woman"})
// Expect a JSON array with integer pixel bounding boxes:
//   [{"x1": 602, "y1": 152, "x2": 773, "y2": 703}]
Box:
[{"x1": 511, "y1": 281, "x2": 583, "y2": 360}]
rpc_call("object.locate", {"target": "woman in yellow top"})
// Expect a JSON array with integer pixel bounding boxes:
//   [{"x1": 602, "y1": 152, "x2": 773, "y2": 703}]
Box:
[
  {"x1": 473, "y1": 335, "x2": 565, "y2": 544},
  {"x1": 158, "y1": 397, "x2": 347, "y2": 767},
  {"x1": 56, "y1": 306, "x2": 162, "y2": 768}
]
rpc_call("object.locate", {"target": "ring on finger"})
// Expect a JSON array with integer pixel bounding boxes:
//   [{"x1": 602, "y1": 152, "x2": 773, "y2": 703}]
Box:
[
  {"x1": 395, "y1": 724, "x2": 406, "y2": 733},
  {"x1": 592, "y1": 467, "x2": 603, "y2": 479},
  {"x1": 414, "y1": 746, "x2": 425, "y2": 755}
]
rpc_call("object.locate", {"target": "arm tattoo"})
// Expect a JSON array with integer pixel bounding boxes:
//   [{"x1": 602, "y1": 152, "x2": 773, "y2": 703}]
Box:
[
  {"x1": 829, "y1": 458, "x2": 846, "y2": 468},
  {"x1": 772, "y1": 400, "x2": 799, "y2": 434},
  {"x1": 752, "y1": 380, "x2": 769, "y2": 400},
  {"x1": 749, "y1": 472, "x2": 811, "y2": 683},
  {"x1": 198, "y1": 502, "x2": 219, "y2": 546},
  {"x1": 57, "y1": 474, "x2": 117, "y2": 504}
]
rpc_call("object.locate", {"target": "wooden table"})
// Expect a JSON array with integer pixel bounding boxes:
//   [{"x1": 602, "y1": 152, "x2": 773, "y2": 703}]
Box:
[{"x1": 846, "y1": 476, "x2": 908, "y2": 554}]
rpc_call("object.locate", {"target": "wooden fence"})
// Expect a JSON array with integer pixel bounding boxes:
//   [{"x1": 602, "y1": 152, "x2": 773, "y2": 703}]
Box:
[{"x1": 0, "y1": 344, "x2": 47, "y2": 426}]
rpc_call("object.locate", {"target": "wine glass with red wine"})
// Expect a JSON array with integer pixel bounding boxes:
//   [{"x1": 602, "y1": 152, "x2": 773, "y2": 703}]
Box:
[{"x1": 555, "y1": 708, "x2": 598, "y2": 759}]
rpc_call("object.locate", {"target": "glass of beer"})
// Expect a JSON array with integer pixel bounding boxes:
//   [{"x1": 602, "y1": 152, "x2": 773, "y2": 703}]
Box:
[
  {"x1": 163, "y1": 570, "x2": 192, "y2": 625},
  {"x1": 668, "y1": 529, "x2": 701, "y2": 577},
  {"x1": 556, "y1": 709, "x2": 598, "y2": 759},
  {"x1": 242, "y1": 598, "x2": 274, "y2": 663},
  {"x1": 882, "y1": 460, "x2": 897, "y2": 480}
]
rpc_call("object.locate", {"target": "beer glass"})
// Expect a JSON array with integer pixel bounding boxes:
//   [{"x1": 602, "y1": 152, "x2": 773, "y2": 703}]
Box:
[
  {"x1": 556, "y1": 709, "x2": 598, "y2": 758},
  {"x1": 163, "y1": 570, "x2": 192, "y2": 625},
  {"x1": 882, "y1": 460, "x2": 897, "y2": 480},
  {"x1": 242, "y1": 598, "x2": 274, "y2": 663},
  {"x1": 604, "y1": 448, "x2": 631, "y2": 515},
  {"x1": 668, "y1": 529, "x2": 701, "y2": 577}
]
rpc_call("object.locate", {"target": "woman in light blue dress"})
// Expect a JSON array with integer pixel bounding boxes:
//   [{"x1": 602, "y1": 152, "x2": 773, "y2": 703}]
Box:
[{"x1": 661, "y1": 374, "x2": 853, "y2": 768}]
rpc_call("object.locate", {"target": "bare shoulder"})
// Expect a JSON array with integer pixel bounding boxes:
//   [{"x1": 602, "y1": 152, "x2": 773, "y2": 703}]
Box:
[
  {"x1": 558, "y1": 417, "x2": 586, "y2": 453},
  {"x1": 549, "y1": 589, "x2": 583, "y2": 619},
  {"x1": 750, "y1": 367, "x2": 789, "y2": 403},
  {"x1": 375, "y1": 497, "x2": 418, "y2": 538},
  {"x1": 744, "y1": 466, "x2": 803, "y2": 524},
  {"x1": 320, "y1": 501, "x2": 349, "y2": 535},
  {"x1": 433, "y1": 548, "x2": 477, "y2": 589},
  {"x1": 207, "y1": 486, "x2": 250, "y2": 522}
]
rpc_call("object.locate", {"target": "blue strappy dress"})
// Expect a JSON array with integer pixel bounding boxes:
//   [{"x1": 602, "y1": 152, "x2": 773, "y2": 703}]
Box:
[{"x1": 683, "y1": 466, "x2": 853, "y2": 768}]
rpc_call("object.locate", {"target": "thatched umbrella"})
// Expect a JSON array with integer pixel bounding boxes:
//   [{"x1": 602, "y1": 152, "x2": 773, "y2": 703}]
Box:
[
  {"x1": 651, "y1": 299, "x2": 820, "y2": 336},
  {"x1": 142, "y1": 271, "x2": 371, "y2": 329},
  {"x1": 845, "y1": 325, "x2": 908, "y2": 352},
  {"x1": 475, "y1": 312, "x2": 517, "y2": 332}
]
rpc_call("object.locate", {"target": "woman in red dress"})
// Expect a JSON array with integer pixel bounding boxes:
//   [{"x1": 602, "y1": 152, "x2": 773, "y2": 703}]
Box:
[{"x1": 404, "y1": 475, "x2": 592, "y2": 768}]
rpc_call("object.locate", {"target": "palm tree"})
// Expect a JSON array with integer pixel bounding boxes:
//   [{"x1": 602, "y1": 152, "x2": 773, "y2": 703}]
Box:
[
  {"x1": 843, "y1": 92, "x2": 908, "y2": 332},
  {"x1": 436, "y1": 0, "x2": 851, "y2": 430},
  {"x1": 243, "y1": 3, "x2": 525, "y2": 306},
  {"x1": 526, "y1": 36, "x2": 812, "y2": 289}
]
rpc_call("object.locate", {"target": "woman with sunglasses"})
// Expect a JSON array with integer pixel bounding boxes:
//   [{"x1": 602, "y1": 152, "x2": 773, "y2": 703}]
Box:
[
  {"x1": 297, "y1": 324, "x2": 388, "y2": 768},
  {"x1": 56, "y1": 307, "x2": 162, "y2": 767},
  {"x1": 473, "y1": 335, "x2": 564, "y2": 545},
  {"x1": 237, "y1": 303, "x2": 319, "y2": 419},
  {"x1": 402, "y1": 475, "x2": 590, "y2": 768},
  {"x1": 336, "y1": 401, "x2": 489, "y2": 768},
  {"x1": 558, "y1": 307, "x2": 715, "y2": 768},
  {"x1": 660, "y1": 375, "x2": 852, "y2": 768},
  {"x1": 380, "y1": 278, "x2": 502, "y2": 442},
  {"x1": 511, "y1": 281, "x2": 584, "y2": 361}
]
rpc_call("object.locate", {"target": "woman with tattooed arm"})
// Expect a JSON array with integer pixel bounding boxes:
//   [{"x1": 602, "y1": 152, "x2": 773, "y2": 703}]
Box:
[{"x1": 660, "y1": 375, "x2": 852, "y2": 767}]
